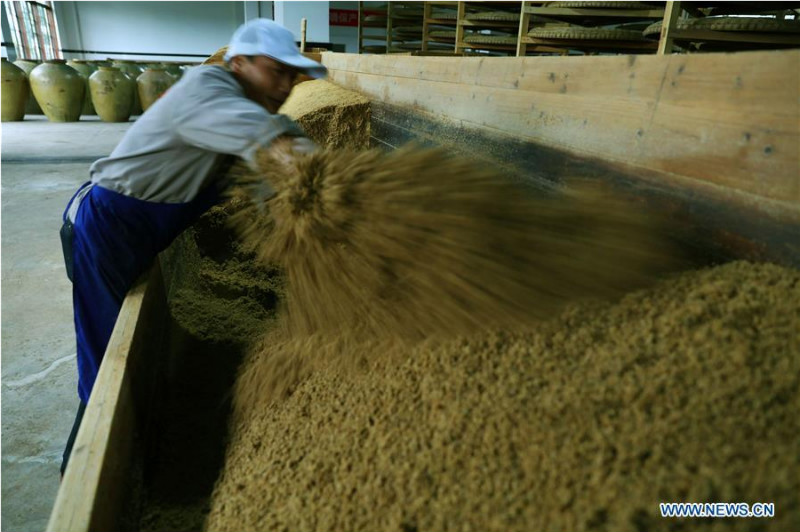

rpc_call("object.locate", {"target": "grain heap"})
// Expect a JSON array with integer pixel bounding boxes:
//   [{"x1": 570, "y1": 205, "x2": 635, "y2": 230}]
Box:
[
  {"x1": 166, "y1": 202, "x2": 283, "y2": 347},
  {"x1": 208, "y1": 261, "x2": 799, "y2": 532},
  {"x1": 202, "y1": 46, "x2": 227, "y2": 66},
  {"x1": 195, "y1": 80, "x2": 798, "y2": 532},
  {"x1": 281, "y1": 80, "x2": 371, "y2": 150}
]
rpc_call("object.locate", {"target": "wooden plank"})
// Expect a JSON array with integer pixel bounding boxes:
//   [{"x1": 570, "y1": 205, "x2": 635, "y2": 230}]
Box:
[
  {"x1": 517, "y1": 1, "x2": 532, "y2": 56},
  {"x1": 669, "y1": 29, "x2": 800, "y2": 45},
  {"x1": 517, "y1": 41, "x2": 571, "y2": 54},
  {"x1": 525, "y1": 6, "x2": 665, "y2": 17},
  {"x1": 321, "y1": 50, "x2": 800, "y2": 219},
  {"x1": 455, "y1": 1, "x2": 467, "y2": 54},
  {"x1": 422, "y1": 2, "x2": 431, "y2": 52},
  {"x1": 369, "y1": 99, "x2": 800, "y2": 266},
  {"x1": 301, "y1": 52, "x2": 322, "y2": 63},
  {"x1": 523, "y1": 38, "x2": 658, "y2": 51},
  {"x1": 47, "y1": 262, "x2": 168, "y2": 532},
  {"x1": 457, "y1": 41, "x2": 517, "y2": 52},
  {"x1": 386, "y1": 2, "x2": 393, "y2": 53},
  {"x1": 357, "y1": 1, "x2": 363, "y2": 53},
  {"x1": 658, "y1": 1, "x2": 683, "y2": 55},
  {"x1": 322, "y1": 48, "x2": 797, "y2": 110},
  {"x1": 458, "y1": 20, "x2": 521, "y2": 27}
]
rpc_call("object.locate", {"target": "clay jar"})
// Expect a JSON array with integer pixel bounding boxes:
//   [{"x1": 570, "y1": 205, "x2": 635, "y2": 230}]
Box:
[
  {"x1": 161, "y1": 62, "x2": 183, "y2": 81},
  {"x1": 12, "y1": 58, "x2": 41, "y2": 114},
  {"x1": 1, "y1": 58, "x2": 29, "y2": 121},
  {"x1": 137, "y1": 68, "x2": 175, "y2": 112},
  {"x1": 112, "y1": 60, "x2": 143, "y2": 115},
  {"x1": 66, "y1": 59, "x2": 97, "y2": 115},
  {"x1": 89, "y1": 66, "x2": 135, "y2": 122},
  {"x1": 28, "y1": 59, "x2": 84, "y2": 122}
]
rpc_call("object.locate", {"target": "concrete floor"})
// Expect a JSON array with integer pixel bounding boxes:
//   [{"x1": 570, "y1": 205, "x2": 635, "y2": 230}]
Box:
[{"x1": 1, "y1": 116, "x2": 132, "y2": 532}]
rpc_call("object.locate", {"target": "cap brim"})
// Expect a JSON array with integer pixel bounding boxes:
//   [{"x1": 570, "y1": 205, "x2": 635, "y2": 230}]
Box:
[{"x1": 272, "y1": 52, "x2": 327, "y2": 79}]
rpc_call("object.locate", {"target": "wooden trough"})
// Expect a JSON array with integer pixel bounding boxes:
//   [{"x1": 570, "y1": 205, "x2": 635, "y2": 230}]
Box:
[{"x1": 47, "y1": 49, "x2": 799, "y2": 532}]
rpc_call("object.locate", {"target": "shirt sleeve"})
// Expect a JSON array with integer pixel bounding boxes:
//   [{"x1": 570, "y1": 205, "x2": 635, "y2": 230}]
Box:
[{"x1": 171, "y1": 67, "x2": 306, "y2": 165}]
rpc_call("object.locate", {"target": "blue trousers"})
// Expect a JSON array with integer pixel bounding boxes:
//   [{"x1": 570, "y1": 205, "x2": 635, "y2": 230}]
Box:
[{"x1": 64, "y1": 184, "x2": 219, "y2": 403}]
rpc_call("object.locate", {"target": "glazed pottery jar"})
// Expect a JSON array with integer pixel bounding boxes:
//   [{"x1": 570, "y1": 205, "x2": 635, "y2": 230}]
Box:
[
  {"x1": 1, "y1": 58, "x2": 29, "y2": 121},
  {"x1": 12, "y1": 58, "x2": 41, "y2": 114},
  {"x1": 89, "y1": 66, "x2": 135, "y2": 122},
  {"x1": 28, "y1": 59, "x2": 84, "y2": 122},
  {"x1": 112, "y1": 60, "x2": 144, "y2": 115},
  {"x1": 66, "y1": 59, "x2": 97, "y2": 115},
  {"x1": 161, "y1": 62, "x2": 184, "y2": 81},
  {"x1": 137, "y1": 68, "x2": 175, "y2": 111}
]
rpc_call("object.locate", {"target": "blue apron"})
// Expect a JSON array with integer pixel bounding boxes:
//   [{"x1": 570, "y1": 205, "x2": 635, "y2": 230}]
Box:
[{"x1": 64, "y1": 183, "x2": 220, "y2": 402}]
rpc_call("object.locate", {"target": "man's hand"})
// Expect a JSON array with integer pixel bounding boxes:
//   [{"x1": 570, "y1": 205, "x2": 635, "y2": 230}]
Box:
[
  {"x1": 239, "y1": 136, "x2": 318, "y2": 209},
  {"x1": 289, "y1": 136, "x2": 318, "y2": 154}
]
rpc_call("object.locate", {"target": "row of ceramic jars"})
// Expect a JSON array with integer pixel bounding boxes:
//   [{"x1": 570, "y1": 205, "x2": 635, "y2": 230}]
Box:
[{"x1": 2, "y1": 58, "x2": 187, "y2": 122}]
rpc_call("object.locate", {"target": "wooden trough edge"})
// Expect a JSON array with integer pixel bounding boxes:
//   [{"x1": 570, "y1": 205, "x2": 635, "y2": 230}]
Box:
[
  {"x1": 368, "y1": 99, "x2": 800, "y2": 267},
  {"x1": 319, "y1": 50, "x2": 799, "y2": 222},
  {"x1": 319, "y1": 49, "x2": 800, "y2": 267},
  {"x1": 47, "y1": 260, "x2": 169, "y2": 532}
]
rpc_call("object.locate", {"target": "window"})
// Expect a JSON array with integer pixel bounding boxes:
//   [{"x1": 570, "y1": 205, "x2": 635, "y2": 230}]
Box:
[{"x1": 4, "y1": 1, "x2": 61, "y2": 60}]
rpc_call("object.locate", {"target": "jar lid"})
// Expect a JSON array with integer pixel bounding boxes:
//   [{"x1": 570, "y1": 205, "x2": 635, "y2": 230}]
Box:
[{"x1": 45, "y1": 59, "x2": 67, "y2": 64}]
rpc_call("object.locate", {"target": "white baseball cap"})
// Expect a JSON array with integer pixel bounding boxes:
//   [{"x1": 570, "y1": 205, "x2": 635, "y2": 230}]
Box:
[{"x1": 224, "y1": 18, "x2": 327, "y2": 79}]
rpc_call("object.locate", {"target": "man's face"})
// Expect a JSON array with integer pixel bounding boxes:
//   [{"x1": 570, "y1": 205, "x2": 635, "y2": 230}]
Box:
[{"x1": 231, "y1": 55, "x2": 298, "y2": 113}]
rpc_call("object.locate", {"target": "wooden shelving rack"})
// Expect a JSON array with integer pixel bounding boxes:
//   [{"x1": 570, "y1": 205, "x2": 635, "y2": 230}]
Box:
[
  {"x1": 422, "y1": 1, "x2": 459, "y2": 53},
  {"x1": 517, "y1": 1, "x2": 664, "y2": 55},
  {"x1": 357, "y1": 2, "x2": 387, "y2": 54},
  {"x1": 455, "y1": 1, "x2": 522, "y2": 56},
  {"x1": 358, "y1": 1, "x2": 426, "y2": 54},
  {"x1": 655, "y1": 1, "x2": 800, "y2": 54},
  {"x1": 367, "y1": 1, "x2": 800, "y2": 56}
]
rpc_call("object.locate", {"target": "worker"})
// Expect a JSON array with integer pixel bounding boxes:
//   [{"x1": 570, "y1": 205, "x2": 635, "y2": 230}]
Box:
[{"x1": 58, "y1": 18, "x2": 325, "y2": 478}]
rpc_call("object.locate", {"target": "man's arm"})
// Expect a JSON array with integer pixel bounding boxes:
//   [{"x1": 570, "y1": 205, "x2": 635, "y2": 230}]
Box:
[{"x1": 171, "y1": 67, "x2": 306, "y2": 165}]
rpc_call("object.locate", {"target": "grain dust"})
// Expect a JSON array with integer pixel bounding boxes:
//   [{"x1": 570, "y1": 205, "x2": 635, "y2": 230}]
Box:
[
  {"x1": 207, "y1": 260, "x2": 800, "y2": 532},
  {"x1": 229, "y1": 141, "x2": 678, "y2": 341}
]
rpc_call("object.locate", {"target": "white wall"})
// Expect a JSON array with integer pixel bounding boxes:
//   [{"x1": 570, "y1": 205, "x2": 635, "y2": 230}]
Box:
[
  {"x1": 53, "y1": 1, "x2": 246, "y2": 62},
  {"x1": 329, "y1": 0, "x2": 358, "y2": 53},
  {"x1": 36, "y1": 1, "x2": 353, "y2": 63},
  {"x1": 245, "y1": 2, "x2": 275, "y2": 21},
  {"x1": 274, "y1": 1, "x2": 329, "y2": 44},
  {"x1": 260, "y1": 1, "x2": 275, "y2": 19}
]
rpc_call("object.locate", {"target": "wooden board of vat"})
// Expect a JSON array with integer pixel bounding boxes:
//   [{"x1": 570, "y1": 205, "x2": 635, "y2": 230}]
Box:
[
  {"x1": 46, "y1": 261, "x2": 169, "y2": 532},
  {"x1": 319, "y1": 50, "x2": 800, "y2": 266}
]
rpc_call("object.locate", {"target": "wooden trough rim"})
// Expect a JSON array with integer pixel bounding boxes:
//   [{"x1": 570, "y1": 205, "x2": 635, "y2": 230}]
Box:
[{"x1": 47, "y1": 262, "x2": 165, "y2": 532}]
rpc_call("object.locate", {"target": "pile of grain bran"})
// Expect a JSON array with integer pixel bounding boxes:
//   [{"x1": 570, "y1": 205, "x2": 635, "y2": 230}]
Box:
[{"x1": 177, "y1": 76, "x2": 797, "y2": 532}]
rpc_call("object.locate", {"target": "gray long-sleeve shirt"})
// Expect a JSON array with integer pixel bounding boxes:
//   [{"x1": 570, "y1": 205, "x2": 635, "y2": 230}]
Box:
[{"x1": 70, "y1": 65, "x2": 303, "y2": 219}]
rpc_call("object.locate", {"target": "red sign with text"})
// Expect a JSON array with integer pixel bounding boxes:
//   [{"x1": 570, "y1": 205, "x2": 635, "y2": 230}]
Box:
[
  {"x1": 330, "y1": 9, "x2": 359, "y2": 26},
  {"x1": 330, "y1": 9, "x2": 383, "y2": 27}
]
